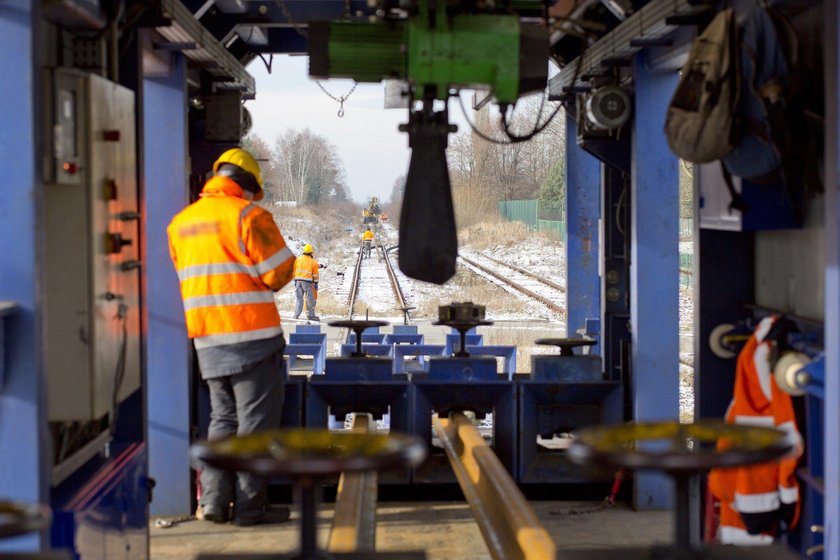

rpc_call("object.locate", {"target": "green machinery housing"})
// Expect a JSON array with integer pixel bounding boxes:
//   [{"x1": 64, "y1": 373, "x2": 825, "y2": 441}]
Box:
[{"x1": 308, "y1": 0, "x2": 547, "y2": 104}]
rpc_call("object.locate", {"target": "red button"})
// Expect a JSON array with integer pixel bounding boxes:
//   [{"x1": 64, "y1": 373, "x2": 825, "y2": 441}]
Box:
[{"x1": 62, "y1": 162, "x2": 77, "y2": 174}]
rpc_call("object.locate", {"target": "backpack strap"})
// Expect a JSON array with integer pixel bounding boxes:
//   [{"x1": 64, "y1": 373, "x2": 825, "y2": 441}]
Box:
[{"x1": 721, "y1": 162, "x2": 751, "y2": 214}]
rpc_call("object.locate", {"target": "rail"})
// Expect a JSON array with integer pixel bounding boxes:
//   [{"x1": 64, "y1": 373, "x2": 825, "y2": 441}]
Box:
[
  {"x1": 433, "y1": 412, "x2": 556, "y2": 560},
  {"x1": 476, "y1": 253, "x2": 566, "y2": 293},
  {"x1": 327, "y1": 414, "x2": 378, "y2": 554},
  {"x1": 379, "y1": 244, "x2": 411, "y2": 322},
  {"x1": 346, "y1": 239, "x2": 365, "y2": 319},
  {"x1": 459, "y1": 255, "x2": 566, "y2": 317}
]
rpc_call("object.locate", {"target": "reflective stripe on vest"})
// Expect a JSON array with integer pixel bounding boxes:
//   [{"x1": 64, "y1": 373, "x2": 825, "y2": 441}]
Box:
[
  {"x1": 169, "y1": 176, "x2": 294, "y2": 347},
  {"x1": 718, "y1": 526, "x2": 774, "y2": 546},
  {"x1": 183, "y1": 290, "x2": 275, "y2": 310}
]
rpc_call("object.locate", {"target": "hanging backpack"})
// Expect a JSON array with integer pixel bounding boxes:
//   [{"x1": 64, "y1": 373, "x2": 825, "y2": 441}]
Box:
[
  {"x1": 665, "y1": 8, "x2": 739, "y2": 164},
  {"x1": 720, "y1": 5, "x2": 791, "y2": 183},
  {"x1": 723, "y1": 4, "x2": 819, "y2": 224}
]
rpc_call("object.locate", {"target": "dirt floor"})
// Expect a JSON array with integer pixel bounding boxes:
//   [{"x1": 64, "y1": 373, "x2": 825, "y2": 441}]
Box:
[{"x1": 150, "y1": 501, "x2": 672, "y2": 559}]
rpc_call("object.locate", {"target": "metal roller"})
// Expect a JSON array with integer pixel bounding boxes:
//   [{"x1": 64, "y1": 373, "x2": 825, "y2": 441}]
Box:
[
  {"x1": 774, "y1": 351, "x2": 810, "y2": 396},
  {"x1": 709, "y1": 323, "x2": 737, "y2": 359}
]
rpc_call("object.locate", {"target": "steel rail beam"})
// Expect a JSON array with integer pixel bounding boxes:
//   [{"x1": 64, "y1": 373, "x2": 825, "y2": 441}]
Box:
[
  {"x1": 380, "y1": 244, "x2": 410, "y2": 319},
  {"x1": 327, "y1": 414, "x2": 377, "y2": 554},
  {"x1": 476, "y1": 253, "x2": 567, "y2": 293},
  {"x1": 433, "y1": 412, "x2": 556, "y2": 560},
  {"x1": 347, "y1": 239, "x2": 365, "y2": 319},
  {"x1": 459, "y1": 255, "x2": 566, "y2": 316}
]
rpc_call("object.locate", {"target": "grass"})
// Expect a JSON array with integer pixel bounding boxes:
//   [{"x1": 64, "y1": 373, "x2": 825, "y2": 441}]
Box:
[
  {"x1": 410, "y1": 264, "x2": 534, "y2": 319},
  {"x1": 459, "y1": 221, "x2": 559, "y2": 251},
  {"x1": 481, "y1": 326, "x2": 566, "y2": 374},
  {"x1": 311, "y1": 291, "x2": 347, "y2": 317}
]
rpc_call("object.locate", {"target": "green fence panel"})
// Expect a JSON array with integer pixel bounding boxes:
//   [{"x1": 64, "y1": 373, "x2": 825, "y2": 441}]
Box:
[
  {"x1": 679, "y1": 252, "x2": 693, "y2": 287},
  {"x1": 537, "y1": 219, "x2": 567, "y2": 241},
  {"x1": 498, "y1": 199, "x2": 538, "y2": 228}
]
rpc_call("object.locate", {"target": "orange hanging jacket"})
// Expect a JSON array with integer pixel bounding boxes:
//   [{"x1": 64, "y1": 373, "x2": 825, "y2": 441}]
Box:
[
  {"x1": 708, "y1": 315, "x2": 803, "y2": 545},
  {"x1": 168, "y1": 176, "x2": 295, "y2": 349}
]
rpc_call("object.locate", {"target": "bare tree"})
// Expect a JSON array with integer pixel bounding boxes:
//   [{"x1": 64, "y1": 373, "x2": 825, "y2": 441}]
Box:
[
  {"x1": 271, "y1": 128, "x2": 348, "y2": 205},
  {"x1": 242, "y1": 134, "x2": 283, "y2": 205},
  {"x1": 444, "y1": 93, "x2": 567, "y2": 228}
]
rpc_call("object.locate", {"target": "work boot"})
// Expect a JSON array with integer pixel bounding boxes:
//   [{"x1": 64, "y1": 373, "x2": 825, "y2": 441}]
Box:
[
  {"x1": 200, "y1": 504, "x2": 230, "y2": 524},
  {"x1": 307, "y1": 316, "x2": 320, "y2": 322},
  {"x1": 233, "y1": 505, "x2": 291, "y2": 527}
]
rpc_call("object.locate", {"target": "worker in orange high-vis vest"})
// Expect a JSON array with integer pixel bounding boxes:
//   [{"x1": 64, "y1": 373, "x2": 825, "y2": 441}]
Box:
[
  {"x1": 708, "y1": 315, "x2": 803, "y2": 545},
  {"x1": 293, "y1": 244, "x2": 320, "y2": 321},
  {"x1": 168, "y1": 148, "x2": 295, "y2": 527}
]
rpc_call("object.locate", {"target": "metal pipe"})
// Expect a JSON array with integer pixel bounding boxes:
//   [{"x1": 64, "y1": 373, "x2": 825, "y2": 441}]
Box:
[
  {"x1": 433, "y1": 412, "x2": 556, "y2": 560},
  {"x1": 327, "y1": 414, "x2": 377, "y2": 553}
]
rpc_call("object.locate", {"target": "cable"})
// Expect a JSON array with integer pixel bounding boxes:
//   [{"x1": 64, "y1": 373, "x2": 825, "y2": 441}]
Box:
[
  {"x1": 108, "y1": 303, "x2": 129, "y2": 437},
  {"x1": 456, "y1": 90, "x2": 563, "y2": 145},
  {"x1": 258, "y1": 53, "x2": 273, "y2": 74},
  {"x1": 456, "y1": 33, "x2": 589, "y2": 145}
]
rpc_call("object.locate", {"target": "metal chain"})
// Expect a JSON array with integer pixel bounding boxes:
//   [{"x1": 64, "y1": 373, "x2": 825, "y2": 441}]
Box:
[
  {"x1": 274, "y1": 0, "x2": 358, "y2": 117},
  {"x1": 316, "y1": 81, "x2": 358, "y2": 117}
]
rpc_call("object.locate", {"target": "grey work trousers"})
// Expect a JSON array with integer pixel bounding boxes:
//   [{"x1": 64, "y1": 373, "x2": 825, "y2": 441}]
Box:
[
  {"x1": 294, "y1": 280, "x2": 316, "y2": 319},
  {"x1": 200, "y1": 348, "x2": 285, "y2": 520},
  {"x1": 363, "y1": 240, "x2": 372, "y2": 258}
]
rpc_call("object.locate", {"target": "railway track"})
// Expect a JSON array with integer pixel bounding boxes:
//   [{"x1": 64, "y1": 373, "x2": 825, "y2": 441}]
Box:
[
  {"x1": 458, "y1": 252, "x2": 566, "y2": 317},
  {"x1": 346, "y1": 237, "x2": 411, "y2": 321}
]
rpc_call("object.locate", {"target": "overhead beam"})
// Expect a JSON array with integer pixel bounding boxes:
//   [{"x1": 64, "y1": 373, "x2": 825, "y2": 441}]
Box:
[
  {"x1": 156, "y1": 0, "x2": 256, "y2": 98},
  {"x1": 549, "y1": 0, "x2": 697, "y2": 98}
]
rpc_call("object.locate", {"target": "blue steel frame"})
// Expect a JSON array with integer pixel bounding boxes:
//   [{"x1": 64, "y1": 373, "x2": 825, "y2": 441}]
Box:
[
  {"x1": 565, "y1": 118, "x2": 602, "y2": 349},
  {"x1": 307, "y1": 357, "x2": 411, "y2": 482},
  {"x1": 824, "y1": 2, "x2": 840, "y2": 555},
  {"x1": 630, "y1": 53, "x2": 680, "y2": 510},
  {"x1": 144, "y1": 53, "x2": 193, "y2": 516},
  {"x1": 0, "y1": 1, "x2": 50, "y2": 552}
]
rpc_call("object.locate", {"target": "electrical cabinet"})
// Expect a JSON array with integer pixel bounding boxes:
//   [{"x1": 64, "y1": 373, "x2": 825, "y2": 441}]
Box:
[
  {"x1": 698, "y1": 162, "x2": 800, "y2": 231},
  {"x1": 44, "y1": 70, "x2": 141, "y2": 421}
]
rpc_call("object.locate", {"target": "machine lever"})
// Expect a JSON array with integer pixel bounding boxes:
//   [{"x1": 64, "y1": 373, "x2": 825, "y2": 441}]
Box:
[{"x1": 105, "y1": 232, "x2": 133, "y2": 254}]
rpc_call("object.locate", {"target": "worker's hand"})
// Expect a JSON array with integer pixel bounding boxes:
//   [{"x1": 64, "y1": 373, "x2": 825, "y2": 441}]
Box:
[{"x1": 319, "y1": 263, "x2": 326, "y2": 269}]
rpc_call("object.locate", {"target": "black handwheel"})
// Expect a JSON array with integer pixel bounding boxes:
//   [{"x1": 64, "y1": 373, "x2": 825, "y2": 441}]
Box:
[
  {"x1": 329, "y1": 319, "x2": 389, "y2": 357},
  {"x1": 567, "y1": 420, "x2": 795, "y2": 553},
  {"x1": 433, "y1": 319, "x2": 493, "y2": 357},
  {"x1": 192, "y1": 429, "x2": 427, "y2": 560}
]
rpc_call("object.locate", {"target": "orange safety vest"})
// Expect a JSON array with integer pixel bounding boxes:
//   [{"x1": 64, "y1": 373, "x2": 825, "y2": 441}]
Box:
[
  {"x1": 167, "y1": 176, "x2": 295, "y2": 349},
  {"x1": 708, "y1": 315, "x2": 802, "y2": 545},
  {"x1": 293, "y1": 254, "x2": 319, "y2": 283},
  {"x1": 362, "y1": 230, "x2": 374, "y2": 241}
]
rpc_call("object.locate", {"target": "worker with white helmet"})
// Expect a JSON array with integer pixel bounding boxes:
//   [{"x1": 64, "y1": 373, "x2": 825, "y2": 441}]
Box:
[{"x1": 293, "y1": 244, "x2": 320, "y2": 321}]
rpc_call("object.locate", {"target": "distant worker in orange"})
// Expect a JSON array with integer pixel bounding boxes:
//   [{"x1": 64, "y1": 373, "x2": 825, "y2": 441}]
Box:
[
  {"x1": 168, "y1": 148, "x2": 294, "y2": 526},
  {"x1": 293, "y1": 244, "x2": 320, "y2": 321},
  {"x1": 362, "y1": 226, "x2": 375, "y2": 259}
]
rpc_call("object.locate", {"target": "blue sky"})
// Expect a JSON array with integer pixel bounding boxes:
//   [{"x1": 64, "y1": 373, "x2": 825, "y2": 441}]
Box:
[{"x1": 244, "y1": 54, "x2": 470, "y2": 204}]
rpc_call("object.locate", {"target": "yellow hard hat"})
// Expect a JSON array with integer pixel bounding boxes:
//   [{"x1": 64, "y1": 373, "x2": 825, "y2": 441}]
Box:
[
  {"x1": 213, "y1": 148, "x2": 264, "y2": 200},
  {"x1": 303, "y1": 244, "x2": 313, "y2": 254}
]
